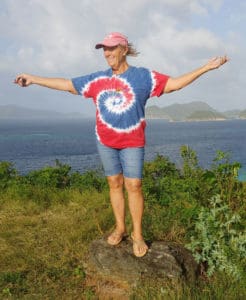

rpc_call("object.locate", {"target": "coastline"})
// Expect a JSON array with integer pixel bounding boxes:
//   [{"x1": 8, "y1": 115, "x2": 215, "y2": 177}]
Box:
[{"x1": 146, "y1": 117, "x2": 246, "y2": 123}]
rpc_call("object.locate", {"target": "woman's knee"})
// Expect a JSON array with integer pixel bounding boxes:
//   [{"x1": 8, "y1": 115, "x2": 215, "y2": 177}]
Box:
[
  {"x1": 107, "y1": 174, "x2": 124, "y2": 190},
  {"x1": 124, "y1": 178, "x2": 142, "y2": 193}
]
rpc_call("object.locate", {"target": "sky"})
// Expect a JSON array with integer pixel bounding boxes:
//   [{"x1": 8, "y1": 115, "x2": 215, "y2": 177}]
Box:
[{"x1": 0, "y1": 0, "x2": 245, "y2": 116}]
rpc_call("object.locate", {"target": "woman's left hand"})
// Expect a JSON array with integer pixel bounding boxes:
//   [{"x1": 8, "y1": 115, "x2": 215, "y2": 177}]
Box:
[{"x1": 206, "y1": 55, "x2": 229, "y2": 70}]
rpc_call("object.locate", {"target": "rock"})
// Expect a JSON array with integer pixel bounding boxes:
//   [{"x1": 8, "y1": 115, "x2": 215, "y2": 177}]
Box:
[{"x1": 85, "y1": 236, "x2": 199, "y2": 298}]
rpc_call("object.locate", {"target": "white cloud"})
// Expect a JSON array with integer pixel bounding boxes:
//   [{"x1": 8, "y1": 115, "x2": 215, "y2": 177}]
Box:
[
  {"x1": 0, "y1": 0, "x2": 245, "y2": 112},
  {"x1": 0, "y1": 0, "x2": 233, "y2": 73}
]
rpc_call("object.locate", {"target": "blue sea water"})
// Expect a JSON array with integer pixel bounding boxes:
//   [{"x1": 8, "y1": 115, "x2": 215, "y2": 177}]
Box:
[{"x1": 0, "y1": 118, "x2": 245, "y2": 180}]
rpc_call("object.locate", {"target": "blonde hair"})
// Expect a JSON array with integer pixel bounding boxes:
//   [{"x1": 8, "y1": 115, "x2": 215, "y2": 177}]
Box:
[
  {"x1": 119, "y1": 43, "x2": 139, "y2": 57},
  {"x1": 126, "y1": 43, "x2": 139, "y2": 57}
]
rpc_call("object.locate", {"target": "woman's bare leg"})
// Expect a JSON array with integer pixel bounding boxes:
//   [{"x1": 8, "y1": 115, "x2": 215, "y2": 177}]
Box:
[
  {"x1": 107, "y1": 173, "x2": 126, "y2": 244},
  {"x1": 124, "y1": 177, "x2": 148, "y2": 256}
]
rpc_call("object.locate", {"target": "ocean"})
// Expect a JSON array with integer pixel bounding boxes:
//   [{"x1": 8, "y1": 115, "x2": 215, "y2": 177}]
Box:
[{"x1": 0, "y1": 118, "x2": 245, "y2": 180}]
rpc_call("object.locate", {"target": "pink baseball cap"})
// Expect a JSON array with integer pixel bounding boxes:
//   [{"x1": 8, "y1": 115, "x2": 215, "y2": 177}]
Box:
[{"x1": 95, "y1": 32, "x2": 128, "y2": 49}]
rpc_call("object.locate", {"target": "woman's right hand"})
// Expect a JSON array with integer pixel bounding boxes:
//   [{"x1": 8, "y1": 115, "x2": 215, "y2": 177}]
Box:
[
  {"x1": 14, "y1": 74, "x2": 34, "y2": 87},
  {"x1": 13, "y1": 74, "x2": 78, "y2": 94}
]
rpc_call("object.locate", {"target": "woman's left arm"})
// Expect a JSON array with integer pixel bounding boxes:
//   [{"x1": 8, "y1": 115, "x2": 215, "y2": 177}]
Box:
[{"x1": 164, "y1": 55, "x2": 229, "y2": 94}]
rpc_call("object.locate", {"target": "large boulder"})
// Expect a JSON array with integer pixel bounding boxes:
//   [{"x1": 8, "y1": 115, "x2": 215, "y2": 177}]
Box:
[{"x1": 85, "y1": 236, "x2": 198, "y2": 298}]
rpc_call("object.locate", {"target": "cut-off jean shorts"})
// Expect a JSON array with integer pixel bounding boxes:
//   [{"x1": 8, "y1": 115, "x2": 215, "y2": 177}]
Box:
[{"x1": 96, "y1": 141, "x2": 145, "y2": 179}]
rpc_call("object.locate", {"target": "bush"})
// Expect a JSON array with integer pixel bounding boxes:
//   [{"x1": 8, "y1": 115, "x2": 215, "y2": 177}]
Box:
[
  {"x1": 70, "y1": 170, "x2": 107, "y2": 192},
  {"x1": 25, "y1": 160, "x2": 71, "y2": 189},
  {"x1": 143, "y1": 154, "x2": 180, "y2": 205},
  {"x1": 186, "y1": 195, "x2": 246, "y2": 279},
  {"x1": 211, "y1": 150, "x2": 242, "y2": 206},
  {"x1": 0, "y1": 161, "x2": 18, "y2": 189}
]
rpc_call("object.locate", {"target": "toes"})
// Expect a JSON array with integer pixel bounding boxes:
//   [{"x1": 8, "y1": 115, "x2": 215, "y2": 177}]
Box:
[
  {"x1": 107, "y1": 230, "x2": 126, "y2": 246},
  {"x1": 131, "y1": 234, "x2": 148, "y2": 257}
]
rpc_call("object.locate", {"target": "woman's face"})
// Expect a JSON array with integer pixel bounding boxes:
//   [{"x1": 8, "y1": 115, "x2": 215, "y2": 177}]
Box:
[{"x1": 103, "y1": 45, "x2": 127, "y2": 70}]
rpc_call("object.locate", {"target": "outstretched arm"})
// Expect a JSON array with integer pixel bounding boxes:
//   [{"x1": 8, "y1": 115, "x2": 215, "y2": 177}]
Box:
[
  {"x1": 164, "y1": 55, "x2": 229, "y2": 93},
  {"x1": 14, "y1": 73, "x2": 78, "y2": 95}
]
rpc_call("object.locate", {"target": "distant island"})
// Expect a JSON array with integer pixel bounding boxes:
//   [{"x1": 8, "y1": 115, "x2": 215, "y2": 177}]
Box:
[
  {"x1": 0, "y1": 105, "x2": 86, "y2": 120},
  {"x1": 146, "y1": 101, "x2": 246, "y2": 122},
  {"x1": 0, "y1": 102, "x2": 246, "y2": 122}
]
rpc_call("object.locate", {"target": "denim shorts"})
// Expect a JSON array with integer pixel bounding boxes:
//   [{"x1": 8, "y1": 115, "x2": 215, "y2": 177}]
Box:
[{"x1": 96, "y1": 141, "x2": 145, "y2": 179}]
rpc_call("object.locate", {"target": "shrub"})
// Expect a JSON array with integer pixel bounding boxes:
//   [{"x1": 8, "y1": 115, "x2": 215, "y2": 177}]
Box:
[
  {"x1": 70, "y1": 170, "x2": 107, "y2": 192},
  {"x1": 143, "y1": 154, "x2": 180, "y2": 205},
  {"x1": 186, "y1": 195, "x2": 246, "y2": 279},
  {"x1": 211, "y1": 150, "x2": 242, "y2": 206},
  {"x1": 25, "y1": 160, "x2": 71, "y2": 189},
  {"x1": 0, "y1": 161, "x2": 18, "y2": 189}
]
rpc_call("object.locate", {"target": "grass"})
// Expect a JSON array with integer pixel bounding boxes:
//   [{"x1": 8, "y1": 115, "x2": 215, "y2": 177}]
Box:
[
  {"x1": 131, "y1": 274, "x2": 246, "y2": 299},
  {"x1": 0, "y1": 152, "x2": 245, "y2": 299},
  {"x1": 1, "y1": 188, "x2": 245, "y2": 299},
  {"x1": 0, "y1": 189, "x2": 112, "y2": 299}
]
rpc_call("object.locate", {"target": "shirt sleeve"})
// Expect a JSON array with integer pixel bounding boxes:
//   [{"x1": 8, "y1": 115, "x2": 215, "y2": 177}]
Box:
[
  {"x1": 150, "y1": 71, "x2": 170, "y2": 97},
  {"x1": 71, "y1": 74, "x2": 91, "y2": 97}
]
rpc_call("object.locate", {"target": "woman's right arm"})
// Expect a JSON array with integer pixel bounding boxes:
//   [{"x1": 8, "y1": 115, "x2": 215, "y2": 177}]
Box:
[{"x1": 14, "y1": 73, "x2": 78, "y2": 95}]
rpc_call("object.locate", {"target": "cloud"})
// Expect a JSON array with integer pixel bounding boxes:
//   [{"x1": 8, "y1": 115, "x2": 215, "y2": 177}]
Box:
[
  {"x1": 0, "y1": 0, "x2": 245, "y2": 112},
  {"x1": 0, "y1": 0, "x2": 230, "y2": 73}
]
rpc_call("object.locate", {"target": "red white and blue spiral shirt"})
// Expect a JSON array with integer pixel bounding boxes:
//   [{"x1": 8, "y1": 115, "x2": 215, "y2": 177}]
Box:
[{"x1": 72, "y1": 66, "x2": 169, "y2": 148}]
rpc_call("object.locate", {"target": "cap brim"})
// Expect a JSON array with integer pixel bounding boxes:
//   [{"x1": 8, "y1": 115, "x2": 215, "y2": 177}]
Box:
[
  {"x1": 95, "y1": 41, "x2": 120, "y2": 49},
  {"x1": 95, "y1": 44, "x2": 104, "y2": 49}
]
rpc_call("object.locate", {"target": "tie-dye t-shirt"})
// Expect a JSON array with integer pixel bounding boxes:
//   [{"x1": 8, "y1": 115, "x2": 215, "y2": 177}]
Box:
[{"x1": 72, "y1": 66, "x2": 169, "y2": 148}]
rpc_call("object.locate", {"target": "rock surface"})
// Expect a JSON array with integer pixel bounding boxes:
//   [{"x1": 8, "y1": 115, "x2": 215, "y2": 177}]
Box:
[{"x1": 85, "y1": 236, "x2": 198, "y2": 298}]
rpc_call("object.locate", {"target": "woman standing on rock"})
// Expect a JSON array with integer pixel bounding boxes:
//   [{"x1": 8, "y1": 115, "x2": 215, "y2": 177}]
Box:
[{"x1": 14, "y1": 32, "x2": 228, "y2": 257}]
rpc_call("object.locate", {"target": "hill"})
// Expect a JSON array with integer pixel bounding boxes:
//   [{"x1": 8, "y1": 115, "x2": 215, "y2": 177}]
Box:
[
  {"x1": 0, "y1": 105, "x2": 85, "y2": 120},
  {"x1": 144, "y1": 105, "x2": 170, "y2": 120},
  {"x1": 187, "y1": 110, "x2": 226, "y2": 121},
  {"x1": 1, "y1": 103, "x2": 245, "y2": 122},
  {"x1": 223, "y1": 110, "x2": 242, "y2": 119},
  {"x1": 146, "y1": 101, "x2": 229, "y2": 121},
  {"x1": 239, "y1": 110, "x2": 246, "y2": 119}
]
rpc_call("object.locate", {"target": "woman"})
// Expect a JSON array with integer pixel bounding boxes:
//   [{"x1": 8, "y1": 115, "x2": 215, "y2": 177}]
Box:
[{"x1": 14, "y1": 32, "x2": 228, "y2": 257}]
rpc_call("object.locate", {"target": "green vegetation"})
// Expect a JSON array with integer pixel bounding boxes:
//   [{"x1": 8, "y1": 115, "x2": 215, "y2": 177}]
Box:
[
  {"x1": 187, "y1": 110, "x2": 226, "y2": 120},
  {"x1": 145, "y1": 101, "x2": 229, "y2": 121},
  {"x1": 0, "y1": 147, "x2": 245, "y2": 299},
  {"x1": 239, "y1": 109, "x2": 246, "y2": 119}
]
